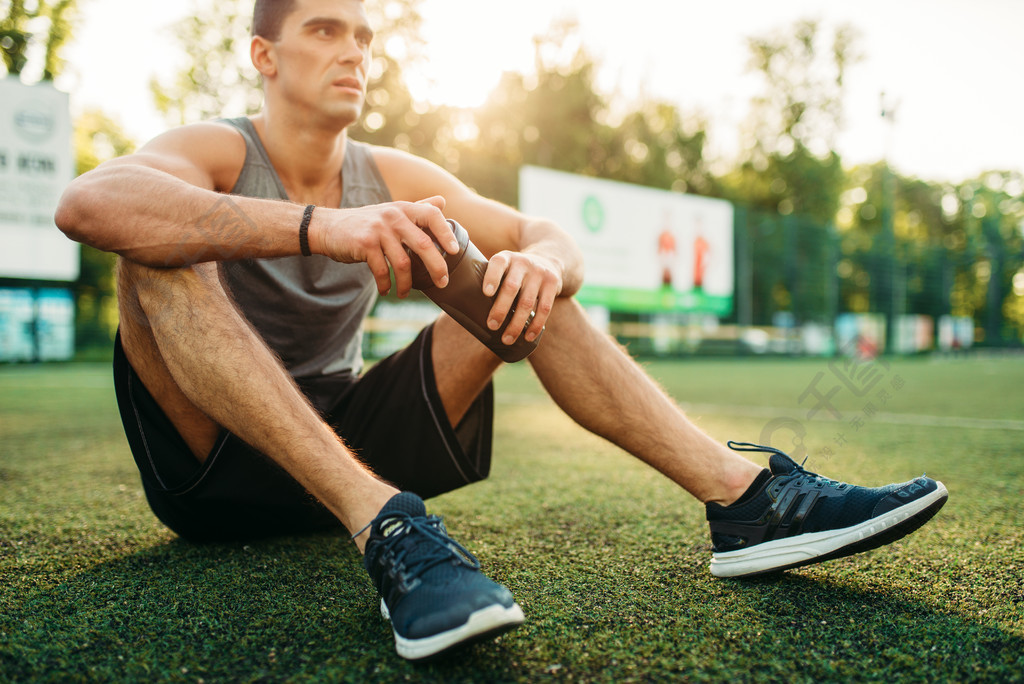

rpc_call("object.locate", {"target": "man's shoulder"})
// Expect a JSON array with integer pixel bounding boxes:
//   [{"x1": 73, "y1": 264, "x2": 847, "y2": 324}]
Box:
[
  {"x1": 147, "y1": 119, "x2": 246, "y2": 146},
  {"x1": 135, "y1": 120, "x2": 248, "y2": 193},
  {"x1": 362, "y1": 142, "x2": 415, "y2": 164},
  {"x1": 364, "y1": 144, "x2": 445, "y2": 181},
  {"x1": 365, "y1": 144, "x2": 464, "y2": 204}
]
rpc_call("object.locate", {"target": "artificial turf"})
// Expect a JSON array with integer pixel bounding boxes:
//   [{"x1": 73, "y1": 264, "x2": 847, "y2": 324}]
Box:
[{"x1": 1, "y1": 355, "x2": 1022, "y2": 682}]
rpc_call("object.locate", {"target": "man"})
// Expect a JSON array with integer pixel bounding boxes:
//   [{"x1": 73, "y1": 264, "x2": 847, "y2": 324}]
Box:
[{"x1": 55, "y1": 0, "x2": 948, "y2": 661}]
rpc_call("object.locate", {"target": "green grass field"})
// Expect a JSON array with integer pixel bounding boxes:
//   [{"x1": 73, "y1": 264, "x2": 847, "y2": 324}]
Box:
[{"x1": 2, "y1": 355, "x2": 1022, "y2": 682}]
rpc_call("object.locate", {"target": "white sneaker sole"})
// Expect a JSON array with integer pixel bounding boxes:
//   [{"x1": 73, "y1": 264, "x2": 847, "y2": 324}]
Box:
[
  {"x1": 710, "y1": 481, "x2": 948, "y2": 578},
  {"x1": 381, "y1": 599, "x2": 525, "y2": 661}
]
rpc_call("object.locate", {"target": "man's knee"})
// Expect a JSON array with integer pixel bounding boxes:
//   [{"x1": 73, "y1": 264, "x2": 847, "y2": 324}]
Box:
[
  {"x1": 117, "y1": 258, "x2": 225, "y2": 331},
  {"x1": 543, "y1": 296, "x2": 590, "y2": 335}
]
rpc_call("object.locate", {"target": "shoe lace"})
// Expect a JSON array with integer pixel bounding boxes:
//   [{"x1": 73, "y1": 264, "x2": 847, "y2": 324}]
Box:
[
  {"x1": 727, "y1": 440, "x2": 848, "y2": 490},
  {"x1": 377, "y1": 513, "x2": 481, "y2": 582}
]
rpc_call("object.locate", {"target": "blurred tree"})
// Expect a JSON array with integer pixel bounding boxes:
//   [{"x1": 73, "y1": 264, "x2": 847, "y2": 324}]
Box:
[
  {"x1": 72, "y1": 111, "x2": 136, "y2": 353},
  {"x1": 347, "y1": 52, "x2": 451, "y2": 162},
  {"x1": 836, "y1": 165, "x2": 1024, "y2": 346},
  {"x1": 459, "y1": 20, "x2": 611, "y2": 206},
  {"x1": 75, "y1": 109, "x2": 136, "y2": 176},
  {"x1": 456, "y1": 20, "x2": 712, "y2": 208},
  {"x1": 725, "y1": 19, "x2": 861, "y2": 225},
  {"x1": 149, "y1": 0, "x2": 262, "y2": 125},
  {"x1": 1, "y1": 0, "x2": 77, "y2": 80},
  {"x1": 349, "y1": 0, "x2": 430, "y2": 144},
  {"x1": 954, "y1": 171, "x2": 1024, "y2": 344},
  {"x1": 718, "y1": 20, "x2": 861, "y2": 328},
  {"x1": 464, "y1": 55, "x2": 594, "y2": 200},
  {"x1": 611, "y1": 102, "x2": 715, "y2": 196}
]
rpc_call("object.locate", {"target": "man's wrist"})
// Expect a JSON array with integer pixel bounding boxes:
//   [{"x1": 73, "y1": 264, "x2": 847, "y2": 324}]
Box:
[
  {"x1": 299, "y1": 204, "x2": 315, "y2": 256},
  {"x1": 304, "y1": 205, "x2": 329, "y2": 257}
]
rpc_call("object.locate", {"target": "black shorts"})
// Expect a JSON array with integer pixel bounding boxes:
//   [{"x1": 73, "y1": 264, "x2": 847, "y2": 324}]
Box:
[{"x1": 112, "y1": 324, "x2": 493, "y2": 542}]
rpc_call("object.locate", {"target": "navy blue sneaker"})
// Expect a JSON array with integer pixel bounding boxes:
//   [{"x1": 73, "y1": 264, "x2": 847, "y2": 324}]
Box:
[
  {"x1": 706, "y1": 442, "x2": 948, "y2": 578},
  {"x1": 362, "y1": 492, "x2": 524, "y2": 660}
]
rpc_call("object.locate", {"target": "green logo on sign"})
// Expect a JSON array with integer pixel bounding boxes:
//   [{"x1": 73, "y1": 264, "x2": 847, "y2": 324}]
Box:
[{"x1": 582, "y1": 195, "x2": 604, "y2": 234}]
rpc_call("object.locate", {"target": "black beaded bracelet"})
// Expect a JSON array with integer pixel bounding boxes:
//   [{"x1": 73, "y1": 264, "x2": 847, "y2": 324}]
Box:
[{"x1": 299, "y1": 204, "x2": 315, "y2": 256}]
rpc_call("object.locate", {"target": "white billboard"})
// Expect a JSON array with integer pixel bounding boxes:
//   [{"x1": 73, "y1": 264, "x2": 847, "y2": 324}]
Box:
[
  {"x1": 519, "y1": 166, "x2": 733, "y2": 315},
  {"x1": 0, "y1": 77, "x2": 78, "y2": 281}
]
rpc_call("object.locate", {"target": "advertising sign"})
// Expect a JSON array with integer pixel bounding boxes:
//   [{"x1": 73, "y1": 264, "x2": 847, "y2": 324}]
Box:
[
  {"x1": 0, "y1": 77, "x2": 78, "y2": 281},
  {"x1": 0, "y1": 287, "x2": 74, "y2": 361},
  {"x1": 519, "y1": 166, "x2": 733, "y2": 315}
]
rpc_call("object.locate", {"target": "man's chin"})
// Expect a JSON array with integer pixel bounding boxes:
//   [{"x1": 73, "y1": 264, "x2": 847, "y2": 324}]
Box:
[{"x1": 315, "y1": 106, "x2": 363, "y2": 131}]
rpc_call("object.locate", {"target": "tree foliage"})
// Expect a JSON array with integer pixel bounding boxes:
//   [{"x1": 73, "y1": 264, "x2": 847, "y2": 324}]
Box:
[
  {"x1": 149, "y1": 0, "x2": 262, "y2": 125},
  {"x1": 834, "y1": 164, "x2": 1024, "y2": 341},
  {"x1": 432, "y1": 21, "x2": 713, "y2": 209},
  {"x1": 726, "y1": 19, "x2": 861, "y2": 225},
  {"x1": 1, "y1": 0, "x2": 77, "y2": 80}
]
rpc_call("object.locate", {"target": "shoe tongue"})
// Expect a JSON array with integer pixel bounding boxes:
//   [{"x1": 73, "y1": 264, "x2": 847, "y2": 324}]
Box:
[
  {"x1": 768, "y1": 451, "x2": 799, "y2": 475},
  {"x1": 376, "y1": 492, "x2": 427, "y2": 537}
]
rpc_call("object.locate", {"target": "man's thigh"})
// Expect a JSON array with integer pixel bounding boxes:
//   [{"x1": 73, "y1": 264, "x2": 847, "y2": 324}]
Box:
[{"x1": 116, "y1": 258, "x2": 223, "y2": 459}]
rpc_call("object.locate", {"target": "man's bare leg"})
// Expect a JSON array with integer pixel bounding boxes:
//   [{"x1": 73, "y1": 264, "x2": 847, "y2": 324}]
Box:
[
  {"x1": 117, "y1": 259, "x2": 396, "y2": 550},
  {"x1": 525, "y1": 298, "x2": 763, "y2": 505},
  {"x1": 429, "y1": 314, "x2": 504, "y2": 427},
  {"x1": 428, "y1": 298, "x2": 762, "y2": 506},
  {"x1": 429, "y1": 297, "x2": 947, "y2": 582}
]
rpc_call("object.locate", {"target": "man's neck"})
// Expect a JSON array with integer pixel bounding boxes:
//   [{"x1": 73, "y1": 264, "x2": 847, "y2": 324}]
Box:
[{"x1": 251, "y1": 109, "x2": 350, "y2": 206}]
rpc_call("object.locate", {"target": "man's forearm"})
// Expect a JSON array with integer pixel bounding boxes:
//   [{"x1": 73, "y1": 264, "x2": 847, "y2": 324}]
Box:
[{"x1": 56, "y1": 164, "x2": 304, "y2": 267}]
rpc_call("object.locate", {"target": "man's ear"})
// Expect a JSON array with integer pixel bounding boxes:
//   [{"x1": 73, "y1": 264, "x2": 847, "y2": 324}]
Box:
[{"x1": 251, "y1": 36, "x2": 277, "y2": 78}]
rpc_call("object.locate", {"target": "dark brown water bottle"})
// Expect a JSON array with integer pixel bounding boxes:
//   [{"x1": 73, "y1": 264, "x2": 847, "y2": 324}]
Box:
[{"x1": 407, "y1": 219, "x2": 542, "y2": 362}]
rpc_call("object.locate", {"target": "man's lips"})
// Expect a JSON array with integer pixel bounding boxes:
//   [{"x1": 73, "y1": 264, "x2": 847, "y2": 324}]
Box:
[{"x1": 333, "y1": 77, "x2": 363, "y2": 91}]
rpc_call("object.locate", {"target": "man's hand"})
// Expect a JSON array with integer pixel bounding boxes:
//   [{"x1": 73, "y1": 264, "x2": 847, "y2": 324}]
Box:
[
  {"x1": 309, "y1": 196, "x2": 458, "y2": 297},
  {"x1": 482, "y1": 250, "x2": 564, "y2": 345}
]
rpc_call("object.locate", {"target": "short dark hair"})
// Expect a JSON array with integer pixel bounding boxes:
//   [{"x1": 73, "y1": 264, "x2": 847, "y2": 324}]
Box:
[{"x1": 252, "y1": 0, "x2": 297, "y2": 41}]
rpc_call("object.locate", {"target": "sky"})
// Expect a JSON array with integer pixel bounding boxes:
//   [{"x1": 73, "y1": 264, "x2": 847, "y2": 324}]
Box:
[{"x1": 54, "y1": 0, "x2": 1024, "y2": 186}]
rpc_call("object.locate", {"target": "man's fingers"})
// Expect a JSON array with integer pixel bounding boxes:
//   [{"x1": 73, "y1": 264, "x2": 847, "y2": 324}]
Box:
[
  {"x1": 483, "y1": 253, "x2": 514, "y2": 330},
  {"x1": 416, "y1": 195, "x2": 446, "y2": 212},
  {"x1": 413, "y1": 197, "x2": 458, "y2": 255},
  {"x1": 482, "y1": 252, "x2": 510, "y2": 300},
  {"x1": 400, "y1": 227, "x2": 449, "y2": 290},
  {"x1": 524, "y1": 290, "x2": 553, "y2": 342},
  {"x1": 480, "y1": 251, "x2": 563, "y2": 344},
  {"x1": 502, "y1": 279, "x2": 540, "y2": 345},
  {"x1": 382, "y1": 232, "x2": 428, "y2": 298},
  {"x1": 319, "y1": 201, "x2": 455, "y2": 291},
  {"x1": 371, "y1": 201, "x2": 450, "y2": 291},
  {"x1": 365, "y1": 252, "x2": 392, "y2": 295}
]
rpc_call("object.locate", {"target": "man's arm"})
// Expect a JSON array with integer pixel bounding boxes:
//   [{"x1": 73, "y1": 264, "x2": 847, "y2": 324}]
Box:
[
  {"x1": 55, "y1": 122, "x2": 297, "y2": 266},
  {"x1": 55, "y1": 123, "x2": 456, "y2": 294},
  {"x1": 371, "y1": 146, "x2": 584, "y2": 343}
]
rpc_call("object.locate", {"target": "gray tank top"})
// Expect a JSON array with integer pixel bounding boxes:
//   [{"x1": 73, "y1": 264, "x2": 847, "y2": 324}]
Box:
[{"x1": 219, "y1": 117, "x2": 390, "y2": 378}]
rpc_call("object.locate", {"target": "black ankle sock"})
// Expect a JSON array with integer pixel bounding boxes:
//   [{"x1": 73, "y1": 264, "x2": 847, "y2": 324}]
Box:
[{"x1": 727, "y1": 468, "x2": 772, "y2": 507}]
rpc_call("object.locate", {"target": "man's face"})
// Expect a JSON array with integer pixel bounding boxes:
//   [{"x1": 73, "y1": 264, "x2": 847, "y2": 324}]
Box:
[{"x1": 266, "y1": 0, "x2": 374, "y2": 127}]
